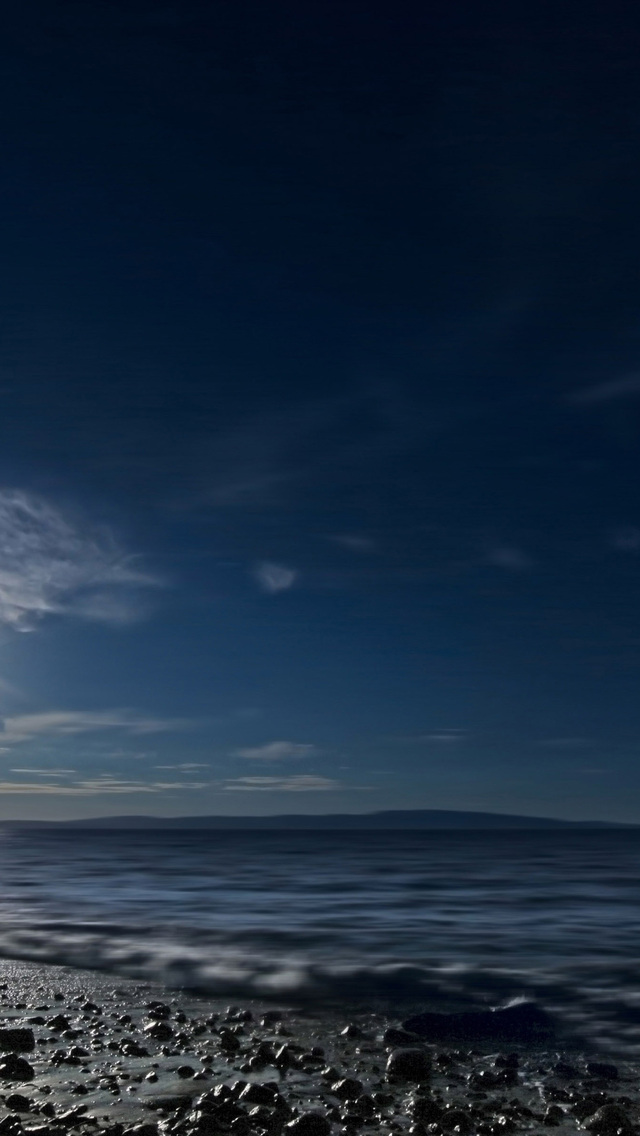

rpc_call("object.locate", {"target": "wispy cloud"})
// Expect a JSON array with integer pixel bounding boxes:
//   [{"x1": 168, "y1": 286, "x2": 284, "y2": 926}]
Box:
[
  {"x1": 391, "y1": 729, "x2": 468, "y2": 745},
  {"x1": 233, "y1": 741, "x2": 317, "y2": 761},
  {"x1": 567, "y1": 375, "x2": 640, "y2": 406},
  {"x1": 154, "y1": 763, "x2": 209, "y2": 770},
  {"x1": 0, "y1": 490, "x2": 163, "y2": 631},
  {"x1": 224, "y1": 775, "x2": 342, "y2": 792},
  {"x1": 486, "y1": 547, "x2": 533, "y2": 570},
  {"x1": 539, "y1": 737, "x2": 592, "y2": 749},
  {"x1": 10, "y1": 768, "x2": 76, "y2": 775},
  {"x1": 610, "y1": 527, "x2": 640, "y2": 551},
  {"x1": 253, "y1": 562, "x2": 297, "y2": 594},
  {"x1": 0, "y1": 709, "x2": 196, "y2": 745},
  {"x1": 328, "y1": 534, "x2": 376, "y2": 553},
  {"x1": 0, "y1": 778, "x2": 207, "y2": 795}
]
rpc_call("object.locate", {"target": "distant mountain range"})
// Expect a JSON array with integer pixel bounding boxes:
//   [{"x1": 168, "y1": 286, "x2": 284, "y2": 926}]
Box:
[{"x1": 3, "y1": 809, "x2": 636, "y2": 829}]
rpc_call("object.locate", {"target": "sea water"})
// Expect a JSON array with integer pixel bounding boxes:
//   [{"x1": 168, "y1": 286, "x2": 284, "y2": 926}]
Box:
[{"x1": 1, "y1": 826, "x2": 639, "y2": 1052}]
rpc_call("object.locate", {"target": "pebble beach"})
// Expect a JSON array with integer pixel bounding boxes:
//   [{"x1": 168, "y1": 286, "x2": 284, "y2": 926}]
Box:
[{"x1": 0, "y1": 961, "x2": 636, "y2": 1136}]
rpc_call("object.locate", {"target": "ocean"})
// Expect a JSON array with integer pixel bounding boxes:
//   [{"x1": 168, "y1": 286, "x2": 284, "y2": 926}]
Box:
[{"x1": 1, "y1": 826, "x2": 639, "y2": 1053}]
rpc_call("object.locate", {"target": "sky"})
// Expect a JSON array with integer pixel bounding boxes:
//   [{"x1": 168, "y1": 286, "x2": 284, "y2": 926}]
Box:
[{"x1": 1, "y1": 0, "x2": 640, "y2": 821}]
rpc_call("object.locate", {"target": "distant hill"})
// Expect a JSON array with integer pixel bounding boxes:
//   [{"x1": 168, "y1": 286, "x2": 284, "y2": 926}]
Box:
[{"x1": 3, "y1": 809, "x2": 635, "y2": 830}]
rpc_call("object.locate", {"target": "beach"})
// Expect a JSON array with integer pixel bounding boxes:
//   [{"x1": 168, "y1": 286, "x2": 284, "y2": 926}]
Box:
[{"x1": 0, "y1": 959, "x2": 636, "y2": 1136}]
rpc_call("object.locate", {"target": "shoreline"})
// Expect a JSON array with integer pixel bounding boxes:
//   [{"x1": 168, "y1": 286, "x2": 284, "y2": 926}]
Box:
[{"x1": 0, "y1": 959, "x2": 636, "y2": 1135}]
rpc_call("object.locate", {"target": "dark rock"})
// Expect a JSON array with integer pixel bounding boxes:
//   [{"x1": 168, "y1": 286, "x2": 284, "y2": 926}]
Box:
[
  {"x1": 144, "y1": 1021, "x2": 174, "y2": 1041},
  {"x1": 0, "y1": 1053, "x2": 35, "y2": 1081},
  {"x1": 146, "y1": 1002, "x2": 171, "y2": 1019},
  {"x1": 46, "y1": 1015, "x2": 70, "y2": 1031},
  {"x1": 403, "y1": 1001, "x2": 554, "y2": 1044},
  {"x1": 585, "y1": 1062, "x2": 618, "y2": 1081},
  {"x1": 411, "y1": 1097, "x2": 443, "y2": 1124},
  {"x1": 441, "y1": 1109, "x2": 474, "y2": 1132},
  {"x1": 121, "y1": 1041, "x2": 149, "y2": 1057},
  {"x1": 239, "y1": 1082, "x2": 277, "y2": 1105},
  {"x1": 261, "y1": 1011, "x2": 283, "y2": 1027},
  {"x1": 331, "y1": 1078, "x2": 364, "y2": 1100},
  {"x1": 0, "y1": 1118, "x2": 23, "y2": 1135},
  {"x1": 5, "y1": 1094, "x2": 32, "y2": 1112},
  {"x1": 217, "y1": 1028, "x2": 241, "y2": 1051},
  {"x1": 340, "y1": 1025, "x2": 363, "y2": 1039},
  {"x1": 582, "y1": 1104, "x2": 633, "y2": 1134},
  {"x1": 285, "y1": 1113, "x2": 331, "y2": 1136},
  {"x1": 554, "y1": 1061, "x2": 579, "y2": 1078},
  {"x1": 176, "y1": 1065, "x2": 195, "y2": 1078},
  {"x1": 386, "y1": 1048, "x2": 431, "y2": 1082},
  {"x1": 0, "y1": 1030, "x2": 35, "y2": 1053},
  {"x1": 494, "y1": 1053, "x2": 519, "y2": 1068},
  {"x1": 383, "y1": 1027, "x2": 421, "y2": 1046}
]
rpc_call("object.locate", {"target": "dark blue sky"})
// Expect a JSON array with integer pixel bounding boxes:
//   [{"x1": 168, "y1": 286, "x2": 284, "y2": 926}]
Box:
[{"x1": 1, "y1": 0, "x2": 639, "y2": 820}]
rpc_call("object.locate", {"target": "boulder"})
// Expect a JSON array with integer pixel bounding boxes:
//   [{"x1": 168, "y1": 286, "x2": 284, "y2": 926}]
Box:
[{"x1": 403, "y1": 1000, "x2": 554, "y2": 1044}]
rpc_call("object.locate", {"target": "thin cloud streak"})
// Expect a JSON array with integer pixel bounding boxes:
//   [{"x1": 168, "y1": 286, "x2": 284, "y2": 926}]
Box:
[
  {"x1": 224, "y1": 775, "x2": 343, "y2": 792},
  {"x1": 0, "y1": 710, "x2": 197, "y2": 744},
  {"x1": 234, "y1": 741, "x2": 317, "y2": 760},
  {"x1": 568, "y1": 375, "x2": 640, "y2": 405}
]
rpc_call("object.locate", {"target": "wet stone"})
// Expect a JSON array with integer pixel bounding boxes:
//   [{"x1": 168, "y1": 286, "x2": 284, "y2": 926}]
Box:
[
  {"x1": 285, "y1": 1113, "x2": 332, "y2": 1136},
  {"x1": 582, "y1": 1104, "x2": 633, "y2": 1134},
  {"x1": 5, "y1": 1093, "x2": 32, "y2": 1112},
  {"x1": 586, "y1": 1063, "x2": 619, "y2": 1081},
  {"x1": 0, "y1": 1030, "x2": 35, "y2": 1053},
  {"x1": 144, "y1": 1022, "x2": 174, "y2": 1041},
  {"x1": 331, "y1": 1078, "x2": 364, "y2": 1101},
  {"x1": 386, "y1": 1048, "x2": 432, "y2": 1082},
  {"x1": 0, "y1": 1053, "x2": 35, "y2": 1081}
]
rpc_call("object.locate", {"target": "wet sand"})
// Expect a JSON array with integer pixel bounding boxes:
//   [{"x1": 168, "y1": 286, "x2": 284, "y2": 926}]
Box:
[{"x1": 0, "y1": 959, "x2": 636, "y2": 1136}]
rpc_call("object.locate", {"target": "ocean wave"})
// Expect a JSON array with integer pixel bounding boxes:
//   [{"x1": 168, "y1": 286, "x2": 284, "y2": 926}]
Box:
[{"x1": 0, "y1": 922, "x2": 638, "y2": 1054}]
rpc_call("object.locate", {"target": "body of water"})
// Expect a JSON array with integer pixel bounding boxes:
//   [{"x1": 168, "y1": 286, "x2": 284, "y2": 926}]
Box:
[{"x1": 1, "y1": 826, "x2": 639, "y2": 1052}]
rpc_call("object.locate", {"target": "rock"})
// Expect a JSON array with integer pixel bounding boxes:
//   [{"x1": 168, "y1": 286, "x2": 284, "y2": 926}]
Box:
[
  {"x1": 403, "y1": 1000, "x2": 554, "y2": 1044},
  {"x1": 239, "y1": 1083, "x2": 277, "y2": 1105},
  {"x1": 495, "y1": 1053, "x2": 519, "y2": 1068},
  {"x1": 46, "y1": 1015, "x2": 70, "y2": 1031},
  {"x1": 386, "y1": 1048, "x2": 431, "y2": 1082},
  {"x1": 176, "y1": 1065, "x2": 195, "y2": 1078},
  {"x1": 554, "y1": 1061, "x2": 579, "y2": 1078},
  {"x1": 340, "y1": 1025, "x2": 363, "y2": 1039},
  {"x1": 0, "y1": 1030, "x2": 35, "y2": 1053},
  {"x1": 217, "y1": 1028, "x2": 241, "y2": 1051},
  {"x1": 5, "y1": 1094, "x2": 32, "y2": 1112},
  {"x1": 583, "y1": 1105, "x2": 633, "y2": 1134},
  {"x1": 544, "y1": 1105, "x2": 565, "y2": 1125},
  {"x1": 411, "y1": 1097, "x2": 443, "y2": 1124},
  {"x1": 146, "y1": 1002, "x2": 171, "y2": 1019},
  {"x1": 0, "y1": 1053, "x2": 35, "y2": 1081},
  {"x1": 440, "y1": 1109, "x2": 474, "y2": 1133},
  {"x1": 261, "y1": 1011, "x2": 283, "y2": 1027},
  {"x1": 383, "y1": 1027, "x2": 420, "y2": 1046},
  {"x1": 285, "y1": 1113, "x2": 331, "y2": 1136},
  {"x1": 586, "y1": 1062, "x2": 619, "y2": 1081},
  {"x1": 144, "y1": 1021, "x2": 174, "y2": 1041},
  {"x1": 330, "y1": 1078, "x2": 364, "y2": 1100}
]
